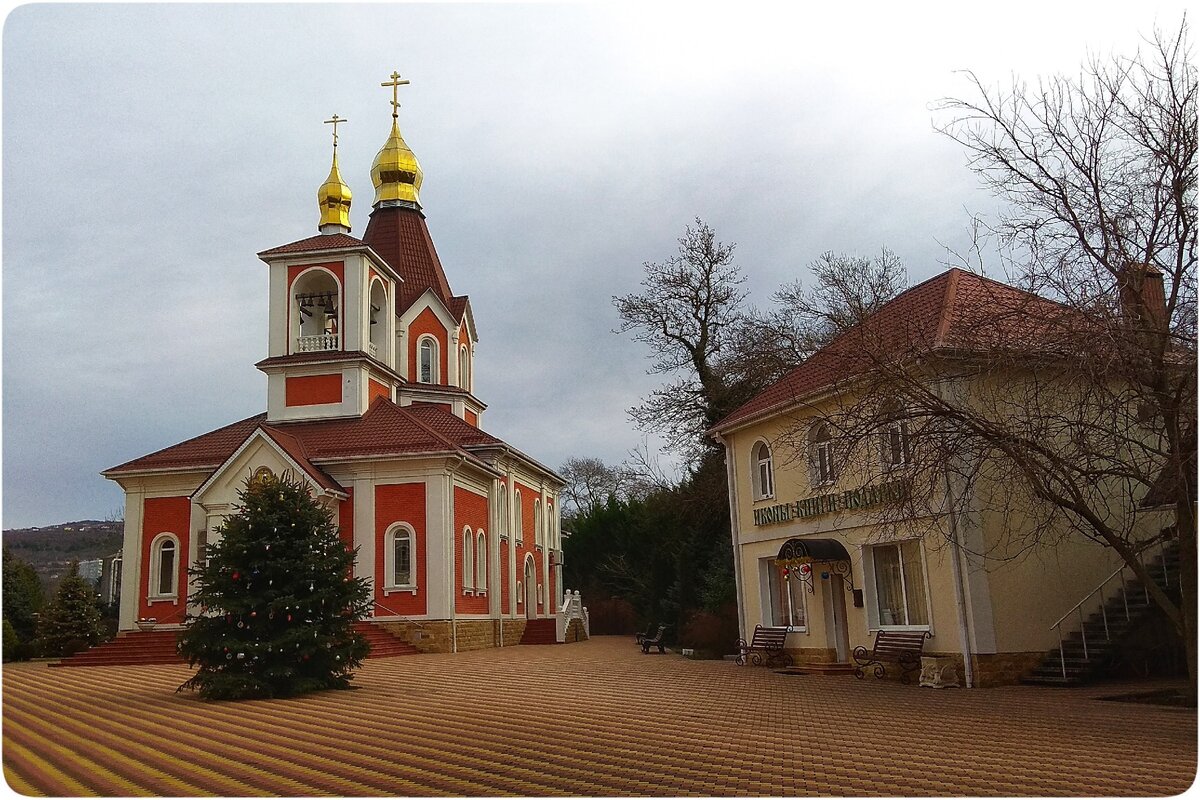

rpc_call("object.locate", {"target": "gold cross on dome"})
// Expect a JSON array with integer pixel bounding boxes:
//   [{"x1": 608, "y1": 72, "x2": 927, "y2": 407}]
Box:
[
  {"x1": 323, "y1": 114, "x2": 347, "y2": 148},
  {"x1": 381, "y1": 71, "x2": 410, "y2": 119}
]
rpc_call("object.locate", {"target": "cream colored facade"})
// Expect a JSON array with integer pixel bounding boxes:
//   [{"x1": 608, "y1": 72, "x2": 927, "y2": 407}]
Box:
[{"x1": 717, "y1": 397, "x2": 1140, "y2": 687}]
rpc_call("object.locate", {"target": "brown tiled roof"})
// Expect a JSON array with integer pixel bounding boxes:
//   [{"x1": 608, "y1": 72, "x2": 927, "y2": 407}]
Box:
[
  {"x1": 711, "y1": 269, "x2": 1069, "y2": 432},
  {"x1": 361, "y1": 205, "x2": 468, "y2": 320},
  {"x1": 104, "y1": 414, "x2": 267, "y2": 474},
  {"x1": 258, "y1": 427, "x2": 344, "y2": 494},
  {"x1": 257, "y1": 233, "x2": 367, "y2": 257},
  {"x1": 104, "y1": 400, "x2": 505, "y2": 477},
  {"x1": 254, "y1": 351, "x2": 404, "y2": 382}
]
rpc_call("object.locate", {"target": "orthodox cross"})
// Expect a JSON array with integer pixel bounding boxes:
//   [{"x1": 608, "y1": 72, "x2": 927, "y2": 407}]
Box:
[
  {"x1": 381, "y1": 71, "x2": 410, "y2": 120},
  {"x1": 324, "y1": 114, "x2": 347, "y2": 149}
]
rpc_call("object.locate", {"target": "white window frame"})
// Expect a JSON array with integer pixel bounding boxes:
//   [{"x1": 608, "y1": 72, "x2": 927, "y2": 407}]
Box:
[
  {"x1": 809, "y1": 422, "x2": 837, "y2": 487},
  {"x1": 534, "y1": 499, "x2": 543, "y2": 549},
  {"x1": 148, "y1": 532, "x2": 180, "y2": 602},
  {"x1": 881, "y1": 416, "x2": 911, "y2": 471},
  {"x1": 862, "y1": 540, "x2": 933, "y2": 633},
  {"x1": 462, "y1": 526, "x2": 475, "y2": 593},
  {"x1": 759, "y1": 558, "x2": 808, "y2": 631},
  {"x1": 383, "y1": 523, "x2": 418, "y2": 595},
  {"x1": 417, "y1": 335, "x2": 439, "y2": 384},
  {"x1": 514, "y1": 489, "x2": 524, "y2": 544},
  {"x1": 752, "y1": 440, "x2": 775, "y2": 500},
  {"x1": 475, "y1": 530, "x2": 487, "y2": 593},
  {"x1": 459, "y1": 344, "x2": 470, "y2": 389}
]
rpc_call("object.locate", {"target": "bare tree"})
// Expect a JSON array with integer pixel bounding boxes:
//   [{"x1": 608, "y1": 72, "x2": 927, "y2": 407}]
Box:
[
  {"x1": 558, "y1": 457, "x2": 653, "y2": 518},
  {"x1": 783, "y1": 20, "x2": 1196, "y2": 685}
]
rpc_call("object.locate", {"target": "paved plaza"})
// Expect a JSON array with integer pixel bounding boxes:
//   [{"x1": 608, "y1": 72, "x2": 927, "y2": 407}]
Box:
[{"x1": 3, "y1": 636, "x2": 1195, "y2": 796}]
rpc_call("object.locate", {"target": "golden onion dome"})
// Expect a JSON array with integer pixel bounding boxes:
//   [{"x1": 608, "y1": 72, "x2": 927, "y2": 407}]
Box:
[
  {"x1": 371, "y1": 119, "x2": 423, "y2": 207},
  {"x1": 317, "y1": 151, "x2": 353, "y2": 231}
]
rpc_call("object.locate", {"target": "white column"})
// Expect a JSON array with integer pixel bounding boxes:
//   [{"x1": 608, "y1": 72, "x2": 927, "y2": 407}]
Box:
[
  {"x1": 539, "y1": 484, "x2": 550, "y2": 617},
  {"x1": 118, "y1": 488, "x2": 144, "y2": 631},
  {"x1": 353, "y1": 479, "x2": 375, "y2": 595},
  {"x1": 424, "y1": 473, "x2": 453, "y2": 620}
]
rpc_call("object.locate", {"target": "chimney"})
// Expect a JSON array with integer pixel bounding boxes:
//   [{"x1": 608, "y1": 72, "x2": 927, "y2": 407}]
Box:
[{"x1": 1118, "y1": 263, "x2": 1168, "y2": 333}]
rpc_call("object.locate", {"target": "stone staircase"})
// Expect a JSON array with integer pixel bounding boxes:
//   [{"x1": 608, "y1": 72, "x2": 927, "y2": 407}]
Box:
[
  {"x1": 519, "y1": 618, "x2": 559, "y2": 645},
  {"x1": 53, "y1": 621, "x2": 418, "y2": 667},
  {"x1": 52, "y1": 630, "x2": 184, "y2": 667},
  {"x1": 351, "y1": 621, "x2": 421, "y2": 658},
  {"x1": 1023, "y1": 543, "x2": 1180, "y2": 686}
]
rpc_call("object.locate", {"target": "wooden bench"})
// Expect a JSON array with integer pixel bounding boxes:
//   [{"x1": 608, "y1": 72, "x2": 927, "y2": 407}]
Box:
[
  {"x1": 640, "y1": 624, "x2": 667, "y2": 654},
  {"x1": 734, "y1": 625, "x2": 791, "y2": 667},
  {"x1": 852, "y1": 630, "x2": 931, "y2": 682}
]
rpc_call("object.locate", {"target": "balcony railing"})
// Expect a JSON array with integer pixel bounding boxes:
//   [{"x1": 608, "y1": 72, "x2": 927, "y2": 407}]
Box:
[{"x1": 296, "y1": 334, "x2": 338, "y2": 352}]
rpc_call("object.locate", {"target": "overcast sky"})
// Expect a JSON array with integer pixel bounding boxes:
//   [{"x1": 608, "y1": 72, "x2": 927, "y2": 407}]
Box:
[{"x1": 1, "y1": 3, "x2": 1186, "y2": 527}]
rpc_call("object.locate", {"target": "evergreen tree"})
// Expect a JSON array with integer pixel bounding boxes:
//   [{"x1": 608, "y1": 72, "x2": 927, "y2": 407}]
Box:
[
  {"x1": 2, "y1": 550, "x2": 45, "y2": 645},
  {"x1": 178, "y1": 471, "x2": 371, "y2": 700},
  {"x1": 39, "y1": 561, "x2": 106, "y2": 657}
]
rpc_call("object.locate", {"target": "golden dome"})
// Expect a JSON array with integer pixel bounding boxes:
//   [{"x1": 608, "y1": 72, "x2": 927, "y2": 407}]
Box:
[
  {"x1": 371, "y1": 118, "x2": 423, "y2": 207},
  {"x1": 317, "y1": 151, "x2": 353, "y2": 231}
]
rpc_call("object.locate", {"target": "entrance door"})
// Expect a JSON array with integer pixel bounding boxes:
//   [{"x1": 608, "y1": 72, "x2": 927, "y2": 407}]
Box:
[
  {"x1": 524, "y1": 558, "x2": 537, "y2": 619},
  {"x1": 826, "y1": 574, "x2": 851, "y2": 662}
]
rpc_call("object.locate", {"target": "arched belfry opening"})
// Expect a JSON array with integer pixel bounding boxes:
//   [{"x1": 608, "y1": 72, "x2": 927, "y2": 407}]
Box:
[
  {"x1": 368, "y1": 279, "x2": 387, "y2": 357},
  {"x1": 293, "y1": 269, "x2": 341, "y2": 352}
]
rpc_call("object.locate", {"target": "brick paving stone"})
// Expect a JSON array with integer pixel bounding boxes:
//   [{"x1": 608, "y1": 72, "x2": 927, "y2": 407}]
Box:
[{"x1": 2, "y1": 636, "x2": 1195, "y2": 796}]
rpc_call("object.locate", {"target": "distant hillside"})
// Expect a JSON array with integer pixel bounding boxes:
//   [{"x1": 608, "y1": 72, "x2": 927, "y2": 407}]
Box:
[{"x1": 3, "y1": 520, "x2": 123, "y2": 588}]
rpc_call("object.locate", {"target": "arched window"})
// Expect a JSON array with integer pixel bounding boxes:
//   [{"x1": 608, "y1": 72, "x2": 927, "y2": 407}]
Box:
[
  {"x1": 498, "y1": 484, "x2": 508, "y2": 539},
  {"x1": 292, "y1": 268, "x2": 341, "y2": 352},
  {"x1": 514, "y1": 489, "x2": 524, "y2": 543},
  {"x1": 418, "y1": 336, "x2": 439, "y2": 384},
  {"x1": 809, "y1": 422, "x2": 837, "y2": 486},
  {"x1": 385, "y1": 524, "x2": 416, "y2": 588},
  {"x1": 149, "y1": 533, "x2": 179, "y2": 598},
  {"x1": 368, "y1": 279, "x2": 387, "y2": 357},
  {"x1": 459, "y1": 344, "x2": 470, "y2": 390},
  {"x1": 476, "y1": 530, "x2": 487, "y2": 592},
  {"x1": 534, "y1": 499, "x2": 542, "y2": 548},
  {"x1": 880, "y1": 401, "x2": 911, "y2": 470},
  {"x1": 547, "y1": 501, "x2": 556, "y2": 549},
  {"x1": 752, "y1": 441, "x2": 775, "y2": 500},
  {"x1": 463, "y1": 526, "x2": 474, "y2": 590}
]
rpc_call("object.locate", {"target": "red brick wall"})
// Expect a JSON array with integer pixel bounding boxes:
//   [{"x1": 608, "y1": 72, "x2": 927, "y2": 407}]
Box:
[
  {"x1": 464, "y1": 409, "x2": 478, "y2": 427},
  {"x1": 454, "y1": 486, "x2": 489, "y2": 615},
  {"x1": 139, "y1": 496, "x2": 191, "y2": 624},
  {"x1": 500, "y1": 538, "x2": 510, "y2": 612},
  {"x1": 285, "y1": 374, "x2": 342, "y2": 406},
  {"x1": 374, "y1": 483, "x2": 426, "y2": 616},
  {"x1": 408, "y1": 307, "x2": 448, "y2": 384},
  {"x1": 513, "y1": 482, "x2": 544, "y2": 615},
  {"x1": 367, "y1": 379, "x2": 390, "y2": 405}
]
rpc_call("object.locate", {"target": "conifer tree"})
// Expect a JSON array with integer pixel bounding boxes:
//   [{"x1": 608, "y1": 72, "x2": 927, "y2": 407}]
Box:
[
  {"x1": 39, "y1": 561, "x2": 106, "y2": 657},
  {"x1": 178, "y1": 471, "x2": 371, "y2": 700}
]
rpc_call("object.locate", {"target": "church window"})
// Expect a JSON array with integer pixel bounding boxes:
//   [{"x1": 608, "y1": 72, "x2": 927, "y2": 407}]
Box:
[
  {"x1": 752, "y1": 441, "x2": 774, "y2": 500},
  {"x1": 418, "y1": 336, "x2": 439, "y2": 383},
  {"x1": 149, "y1": 533, "x2": 179, "y2": 598},
  {"x1": 384, "y1": 524, "x2": 416, "y2": 589},
  {"x1": 458, "y1": 345, "x2": 470, "y2": 390},
  {"x1": 514, "y1": 489, "x2": 524, "y2": 543},
  {"x1": 498, "y1": 484, "x2": 508, "y2": 539},
  {"x1": 463, "y1": 526, "x2": 474, "y2": 591},
  {"x1": 534, "y1": 499, "x2": 542, "y2": 548},
  {"x1": 476, "y1": 530, "x2": 487, "y2": 592}
]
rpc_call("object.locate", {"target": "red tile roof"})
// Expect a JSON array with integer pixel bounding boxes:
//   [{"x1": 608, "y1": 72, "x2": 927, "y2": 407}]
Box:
[
  {"x1": 361, "y1": 205, "x2": 468, "y2": 320},
  {"x1": 104, "y1": 400, "x2": 509, "y2": 479},
  {"x1": 257, "y1": 233, "x2": 368, "y2": 257},
  {"x1": 711, "y1": 268, "x2": 1069, "y2": 432},
  {"x1": 258, "y1": 426, "x2": 344, "y2": 494}
]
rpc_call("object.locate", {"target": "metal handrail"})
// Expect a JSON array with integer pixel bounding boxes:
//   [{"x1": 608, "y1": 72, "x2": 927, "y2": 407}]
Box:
[{"x1": 1049, "y1": 540, "x2": 1172, "y2": 679}]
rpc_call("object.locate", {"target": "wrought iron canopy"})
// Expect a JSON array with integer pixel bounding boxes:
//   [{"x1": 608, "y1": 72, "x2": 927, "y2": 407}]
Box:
[{"x1": 777, "y1": 537, "x2": 851, "y2": 563}]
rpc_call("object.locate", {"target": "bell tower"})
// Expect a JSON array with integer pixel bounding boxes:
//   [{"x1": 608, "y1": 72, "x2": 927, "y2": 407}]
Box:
[{"x1": 256, "y1": 113, "x2": 404, "y2": 423}]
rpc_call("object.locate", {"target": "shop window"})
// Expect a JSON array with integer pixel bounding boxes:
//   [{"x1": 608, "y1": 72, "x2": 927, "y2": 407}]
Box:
[
  {"x1": 752, "y1": 441, "x2": 775, "y2": 500},
  {"x1": 765, "y1": 559, "x2": 807, "y2": 629},
  {"x1": 868, "y1": 540, "x2": 929, "y2": 628}
]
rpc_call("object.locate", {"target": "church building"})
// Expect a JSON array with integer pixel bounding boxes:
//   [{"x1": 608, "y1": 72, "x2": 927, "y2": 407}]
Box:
[{"x1": 103, "y1": 75, "x2": 569, "y2": 653}]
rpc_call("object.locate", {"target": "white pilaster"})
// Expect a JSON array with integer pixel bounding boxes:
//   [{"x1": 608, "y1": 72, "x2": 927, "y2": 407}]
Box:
[
  {"x1": 118, "y1": 488, "x2": 144, "y2": 631},
  {"x1": 353, "y1": 478, "x2": 375, "y2": 592}
]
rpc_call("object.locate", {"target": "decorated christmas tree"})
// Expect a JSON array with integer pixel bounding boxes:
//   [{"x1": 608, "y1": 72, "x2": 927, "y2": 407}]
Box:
[{"x1": 178, "y1": 470, "x2": 371, "y2": 700}]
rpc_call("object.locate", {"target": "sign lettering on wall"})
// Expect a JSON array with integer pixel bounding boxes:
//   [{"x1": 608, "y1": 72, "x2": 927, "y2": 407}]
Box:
[{"x1": 753, "y1": 479, "x2": 907, "y2": 527}]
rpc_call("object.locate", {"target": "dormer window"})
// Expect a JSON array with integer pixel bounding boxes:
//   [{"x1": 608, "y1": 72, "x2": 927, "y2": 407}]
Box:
[
  {"x1": 459, "y1": 344, "x2": 470, "y2": 390},
  {"x1": 418, "y1": 336, "x2": 439, "y2": 383}
]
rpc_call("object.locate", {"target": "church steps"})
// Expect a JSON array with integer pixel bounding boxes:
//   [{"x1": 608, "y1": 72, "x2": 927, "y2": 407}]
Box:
[{"x1": 518, "y1": 618, "x2": 558, "y2": 645}]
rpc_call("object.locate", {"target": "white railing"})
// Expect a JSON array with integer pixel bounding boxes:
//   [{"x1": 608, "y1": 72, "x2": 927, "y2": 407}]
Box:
[
  {"x1": 556, "y1": 589, "x2": 589, "y2": 642},
  {"x1": 1049, "y1": 540, "x2": 1173, "y2": 679},
  {"x1": 296, "y1": 334, "x2": 338, "y2": 352}
]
